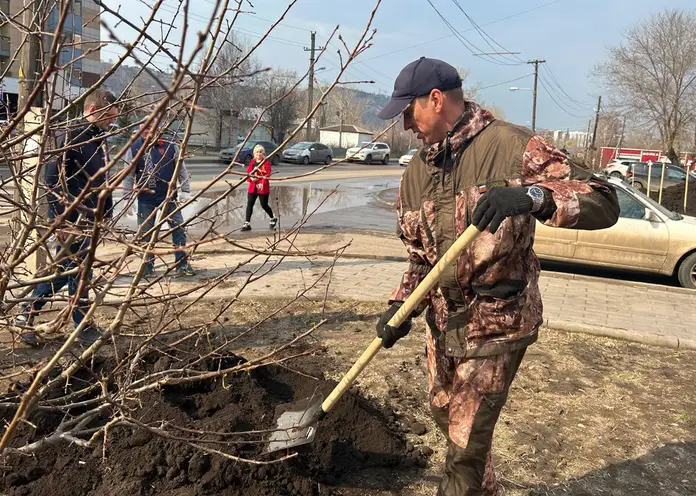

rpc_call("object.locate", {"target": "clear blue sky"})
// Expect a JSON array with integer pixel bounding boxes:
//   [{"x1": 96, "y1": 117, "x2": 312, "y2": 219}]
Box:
[{"x1": 104, "y1": 0, "x2": 695, "y2": 131}]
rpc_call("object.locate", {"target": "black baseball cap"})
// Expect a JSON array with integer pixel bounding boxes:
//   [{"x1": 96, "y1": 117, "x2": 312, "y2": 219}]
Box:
[{"x1": 378, "y1": 57, "x2": 462, "y2": 120}]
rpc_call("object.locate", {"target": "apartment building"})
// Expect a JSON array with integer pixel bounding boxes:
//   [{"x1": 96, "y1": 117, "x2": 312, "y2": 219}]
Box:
[{"x1": 0, "y1": 0, "x2": 102, "y2": 118}]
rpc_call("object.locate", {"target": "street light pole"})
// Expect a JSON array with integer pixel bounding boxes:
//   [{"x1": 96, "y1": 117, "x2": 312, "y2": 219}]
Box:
[{"x1": 527, "y1": 59, "x2": 545, "y2": 133}]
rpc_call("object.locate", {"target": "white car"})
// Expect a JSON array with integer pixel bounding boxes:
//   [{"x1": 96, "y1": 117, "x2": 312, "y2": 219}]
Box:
[
  {"x1": 604, "y1": 159, "x2": 637, "y2": 178},
  {"x1": 346, "y1": 142, "x2": 391, "y2": 165},
  {"x1": 399, "y1": 148, "x2": 418, "y2": 167}
]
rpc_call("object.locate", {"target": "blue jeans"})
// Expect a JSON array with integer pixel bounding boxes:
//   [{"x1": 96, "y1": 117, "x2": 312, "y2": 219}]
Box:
[
  {"x1": 25, "y1": 237, "x2": 92, "y2": 326},
  {"x1": 137, "y1": 200, "x2": 187, "y2": 268}
]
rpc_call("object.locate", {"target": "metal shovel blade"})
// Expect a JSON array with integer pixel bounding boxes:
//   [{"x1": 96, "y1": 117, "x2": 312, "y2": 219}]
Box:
[{"x1": 264, "y1": 394, "x2": 324, "y2": 453}]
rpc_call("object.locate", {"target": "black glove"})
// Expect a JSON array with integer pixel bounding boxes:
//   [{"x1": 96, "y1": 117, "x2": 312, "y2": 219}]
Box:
[
  {"x1": 376, "y1": 303, "x2": 412, "y2": 349},
  {"x1": 472, "y1": 187, "x2": 533, "y2": 234}
]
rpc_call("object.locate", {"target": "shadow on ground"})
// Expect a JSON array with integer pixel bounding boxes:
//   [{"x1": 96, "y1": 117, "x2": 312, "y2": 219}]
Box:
[{"x1": 518, "y1": 441, "x2": 696, "y2": 495}]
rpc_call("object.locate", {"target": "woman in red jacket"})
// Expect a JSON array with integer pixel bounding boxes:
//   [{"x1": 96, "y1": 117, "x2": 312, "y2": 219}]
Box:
[{"x1": 241, "y1": 144, "x2": 277, "y2": 231}]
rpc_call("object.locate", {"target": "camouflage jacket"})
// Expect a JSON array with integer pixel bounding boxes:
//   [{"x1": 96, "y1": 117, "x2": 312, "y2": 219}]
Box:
[{"x1": 391, "y1": 102, "x2": 619, "y2": 358}]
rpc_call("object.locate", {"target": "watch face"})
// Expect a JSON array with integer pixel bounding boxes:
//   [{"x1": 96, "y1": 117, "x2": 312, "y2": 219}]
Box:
[{"x1": 529, "y1": 187, "x2": 544, "y2": 199}]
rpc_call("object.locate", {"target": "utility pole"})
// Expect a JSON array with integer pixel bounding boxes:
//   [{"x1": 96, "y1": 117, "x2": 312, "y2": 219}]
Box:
[
  {"x1": 337, "y1": 110, "x2": 344, "y2": 149},
  {"x1": 527, "y1": 59, "x2": 545, "y2": 133},
  {"x1": 303, "y1": 32, "x2": 323, "y2": 141},
  {"x1": 15, "y1": 0, "x2": 46, "y2": 273},
  {"x1": 584, "y1": 118, "x2": 592, "y2": 158},
  {"x1": 587, "y1": 95, "x2": 602, "y2": 170},
  {"x1": 615, "y1": 115, "x2": 626, "y2": 157},
  {"x1": 590, "y1": 95, "x2": 602, "y2": 150}
]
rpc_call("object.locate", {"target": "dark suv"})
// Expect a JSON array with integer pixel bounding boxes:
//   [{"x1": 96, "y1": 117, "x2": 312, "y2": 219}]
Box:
[
  {"x1": 219, "y1": 140, "x2": 281, "y2": 165},
  {"x1": 626, "y1": 162, "x2": 691, "y2": 192}
]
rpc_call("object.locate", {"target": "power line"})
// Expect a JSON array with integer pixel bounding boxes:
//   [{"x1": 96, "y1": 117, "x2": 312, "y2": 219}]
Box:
[
  {"x1": 364, "y1": 0, "x2": 566, "y2": 62},
  {"x1": 479, "y1": 73, "x2": 533, "y2": 90},
  {"x1": 538, "y1": 76, "x2": 592, "y2": 119},
  {"x1": 539, "y1": 74, "x2": 593, "y2": 113},
  {"x1": 425, "y1": 0, "x2": 522, "y2": 66},
  {"x1": 449, "y1": 0, "x2": 523, "y2": 65},
  {"x1": 541, "y1": 64, "x2": 594, "y2": 110}
]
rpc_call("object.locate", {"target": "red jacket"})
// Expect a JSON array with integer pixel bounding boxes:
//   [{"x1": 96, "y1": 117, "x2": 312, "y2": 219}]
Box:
[{"x1": 246, "y1": 159, "x2": 271, "y2": 194}]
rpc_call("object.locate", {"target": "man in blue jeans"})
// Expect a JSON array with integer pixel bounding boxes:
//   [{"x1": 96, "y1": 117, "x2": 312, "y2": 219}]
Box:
[
  {"x1": 14, "y1": 89, "x2": 119, "y2": 347},
  {"x1": 123, "y1": 122, "x2": 194, "y2": 277}
]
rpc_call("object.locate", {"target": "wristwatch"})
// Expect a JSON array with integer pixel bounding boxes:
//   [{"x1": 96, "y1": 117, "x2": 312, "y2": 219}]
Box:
[{"x1": 526, "y1": 186, "x2": 546, "y2": 213}]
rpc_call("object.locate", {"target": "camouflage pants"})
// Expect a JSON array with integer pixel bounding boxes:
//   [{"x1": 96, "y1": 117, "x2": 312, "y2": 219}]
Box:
[{"x1": 426, "y1": 318, "x2": 527, "y2": 496}]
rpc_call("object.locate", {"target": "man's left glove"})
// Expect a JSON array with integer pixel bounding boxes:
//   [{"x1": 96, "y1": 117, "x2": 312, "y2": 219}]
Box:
[
  {"x1": 179, "y1": 191, "x2": 192, "y2": 203},
  {"x1": 472, "y1": 187, "x2": 533, "y2": 234},
  {"x1": 376, "y1": 303, "x2": 412, "y2": 349}
]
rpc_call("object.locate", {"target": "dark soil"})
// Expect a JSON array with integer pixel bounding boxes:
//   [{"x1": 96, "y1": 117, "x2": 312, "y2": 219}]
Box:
[
  {"x1": 648, "y1": 182, "x2": 696, "y2": 215},
  {"x1": 0, "y1": 350, "x2": 424, "y2": 496}
]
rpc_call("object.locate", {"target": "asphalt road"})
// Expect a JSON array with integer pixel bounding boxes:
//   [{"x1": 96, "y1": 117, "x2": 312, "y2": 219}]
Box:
[
  {"x1": 0, "y1": 158, "x2": 405, "y2": 183},
  {"x1": 0, "y1": 159, "x2": 685, "y2": 289}
]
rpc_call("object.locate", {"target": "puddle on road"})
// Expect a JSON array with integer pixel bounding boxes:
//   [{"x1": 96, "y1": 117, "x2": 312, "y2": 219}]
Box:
[{"x1": 116, "y1": 180, "x2": 399, "y2": 233}]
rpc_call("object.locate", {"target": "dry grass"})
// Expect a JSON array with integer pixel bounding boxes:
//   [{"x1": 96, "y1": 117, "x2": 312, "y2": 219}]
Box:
[{"x1": 3, "y1": 299, "x2": 695, "y2": 495}]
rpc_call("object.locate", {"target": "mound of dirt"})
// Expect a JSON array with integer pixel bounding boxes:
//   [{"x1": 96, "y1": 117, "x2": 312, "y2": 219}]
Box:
[
  {"x1": 1, "y1": 351, "x2": 425, "y2": 496},
  {"x1": 650, "y1": 182, "x2": 696, "y2": 216}
]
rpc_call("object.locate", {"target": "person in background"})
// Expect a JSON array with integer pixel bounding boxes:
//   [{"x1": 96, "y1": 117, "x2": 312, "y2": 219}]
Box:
[
  {"x1": 13, "y1": 89, "x2": 119, "y2": 347},
  {"x1": 241, "y1": 144, "x2": 277, "y2": 231},
  {"x1": 123, "y1": 122, "x2": 194, "y2": 277}
]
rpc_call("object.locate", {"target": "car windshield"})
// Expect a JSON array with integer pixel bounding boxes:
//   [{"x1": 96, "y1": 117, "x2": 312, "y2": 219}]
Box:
[
  {"x1": 290, "y1": 142, "x2": 312, "y2": 150},
  {"x1": 408, "y1": 149, "x2": 418, "y2": 154},
  {"x1": 358, "y1": 142, "x2": 372, "y2": 148},
  {"x1": 622, "y1": 182, "x2": 682, "y2": 220},
  {"x1": 235, "y1": 141, "x2": 258, "y2": 149}
]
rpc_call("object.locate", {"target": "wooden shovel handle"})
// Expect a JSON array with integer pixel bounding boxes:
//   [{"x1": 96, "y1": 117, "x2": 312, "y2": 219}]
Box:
[{"x1": 321, "y1": 224, "x2": 481, "y2": 414}]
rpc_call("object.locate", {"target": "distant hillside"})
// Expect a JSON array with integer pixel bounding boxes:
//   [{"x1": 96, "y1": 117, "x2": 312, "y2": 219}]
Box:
[{"x1": 358, "y1": 89, "x2": 391, "y2": 129}]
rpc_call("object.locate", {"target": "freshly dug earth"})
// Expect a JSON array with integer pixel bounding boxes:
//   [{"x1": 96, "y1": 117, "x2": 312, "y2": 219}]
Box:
[
  {"x1": 3, "y1": 299, "x2": 696, "y2": 495},
  {"x1": 0, "y1": 350, "x2": 425, "y2": 496},
  {"x1": 649, "y1": 182, "x2": 696, "y2": 215}
]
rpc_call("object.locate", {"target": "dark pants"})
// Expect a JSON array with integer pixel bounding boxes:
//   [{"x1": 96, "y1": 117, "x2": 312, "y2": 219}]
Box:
[
  {"x1": 24, "y1": 237, "x2": 92, "y2": 326},
  {"x1": 138, "y1": 200, "x2": 187, "y2": 268},
  {"x1": 429, "y1": 346, "x2": 527, "y2": 496},
  {"x1": 245, "y1": 192, "x2": 274, "y2": 222}
]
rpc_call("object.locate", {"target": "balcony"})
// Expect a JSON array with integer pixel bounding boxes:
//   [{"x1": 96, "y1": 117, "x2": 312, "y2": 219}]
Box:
[{"x1": 0, "y1": 36, "x2": 10, "y2": 57}]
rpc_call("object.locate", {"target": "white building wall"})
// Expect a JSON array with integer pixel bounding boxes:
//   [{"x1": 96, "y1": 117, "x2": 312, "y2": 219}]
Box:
[{"x1": 319, "y1": 130, "x2": 374, "y2": 148}]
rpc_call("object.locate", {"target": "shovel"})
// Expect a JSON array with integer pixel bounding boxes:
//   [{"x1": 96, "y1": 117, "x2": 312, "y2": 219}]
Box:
[{"x1": 265, "y1": 224, "x2": 482, "y2": 453}]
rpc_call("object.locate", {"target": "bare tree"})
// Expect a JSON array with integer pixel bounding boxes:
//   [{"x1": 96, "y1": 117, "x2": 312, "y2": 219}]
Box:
[
  {"x1": 0, "y1": 0, "x2": 389, "y2": 472},
  {"x1": 258, "y1": 69, "x2": 304, "y2": 143},
  {"x1": 324, "y1": 85, "x2": 370, "y2": 129},
  {"x1": 595, "y1": 9, "x2": 696, "y2": 163},
  {"x1": 200, "y1": 31, "x2": 263, "y2": 148}
]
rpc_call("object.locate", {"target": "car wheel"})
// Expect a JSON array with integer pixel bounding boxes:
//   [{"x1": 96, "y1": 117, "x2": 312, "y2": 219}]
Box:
[
  {"x1": 325, "y1": 155, "x2": 332, "y2": 165},
  {"x1": 271, "y1": 155, "x2": 279, "y2": 165},
  {"x1": 365, "y1": 154, "x2": 372, "y2": 165},
  {"x1": 244, "y1": 154, "x2": 253, "y2": 166},
  {"x1": 302, "y1": 155, "x2": 310, "y2": 165},
  {"x1": 610, "y1": 171, "x2": 622, "y2": 177},
  {"x1": 632, "y1": 180, "x2": 644, "y2": 190},
  {"x1": 382, "y1": 154, "x2": 389, "y2": 165},
  {"x1": 677, "y1": 252, "x2": 696, "y2": 289}
]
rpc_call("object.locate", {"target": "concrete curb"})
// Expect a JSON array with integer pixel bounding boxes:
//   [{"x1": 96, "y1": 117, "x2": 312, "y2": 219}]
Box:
[
  {"x1": 543, "y1": 270, "x2": 696, "y2": 295},
  {"x1": 545, "y1": 318, "x2": 696, "y2": 351}
]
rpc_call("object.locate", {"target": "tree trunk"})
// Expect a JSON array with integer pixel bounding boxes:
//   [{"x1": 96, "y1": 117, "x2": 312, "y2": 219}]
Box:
[
  {"x1": 666, "y1": 146, "x2": 679, "y2": 164},
  {"x1": 216, "y1": 110, "x2": 223, "y2": 148}
]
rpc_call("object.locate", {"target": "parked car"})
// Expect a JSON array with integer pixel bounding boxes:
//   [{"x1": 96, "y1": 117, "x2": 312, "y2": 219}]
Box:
[
  {"x1": 219, "y1": 140, "x2": 280, "y2": 165},
  {"x1": 282, "y1": 141, "x2": 333, "y2": 164},
  {"x1": 346, "y1": 142, "x2": 390, "y2": 165},
  {"x1": 625, "y1": 162, "x2": 696, "y2": 192},
  {"x1": 399, "y1": 148, "x2": 418, "y2": 167},
  {"x1": 604, "y1": 159, "x2": 638, "y2": 178},
  {"x1": 534, "y1": 176, "x2": 696, "y2": 288}
]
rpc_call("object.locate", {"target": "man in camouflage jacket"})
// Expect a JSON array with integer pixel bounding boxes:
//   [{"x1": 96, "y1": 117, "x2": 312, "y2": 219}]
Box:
[{"x1": 376, "y1": 58, "x2": 619, "y2": 495}]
